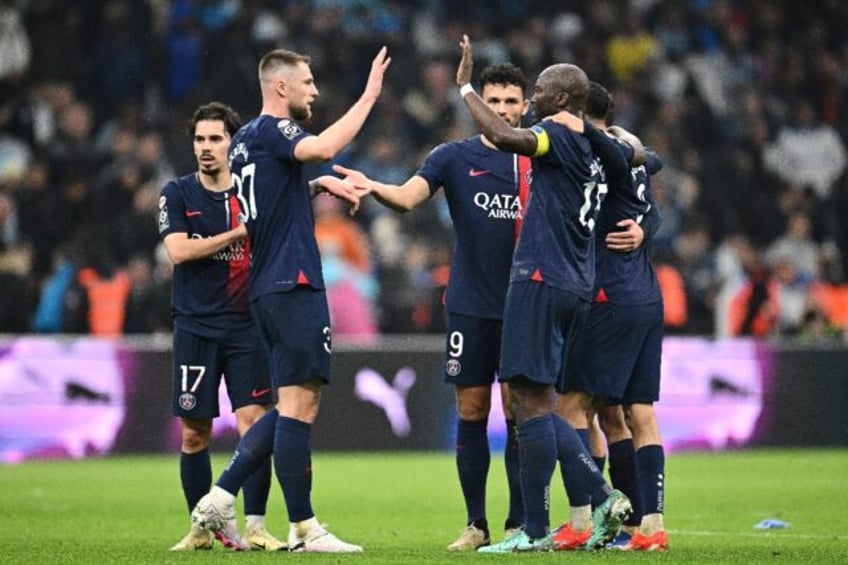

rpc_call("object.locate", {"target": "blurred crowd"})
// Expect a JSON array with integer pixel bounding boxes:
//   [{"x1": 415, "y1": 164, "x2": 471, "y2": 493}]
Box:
[{"x1": 1, "y1": 0, "x2": 847, "y2": 341}]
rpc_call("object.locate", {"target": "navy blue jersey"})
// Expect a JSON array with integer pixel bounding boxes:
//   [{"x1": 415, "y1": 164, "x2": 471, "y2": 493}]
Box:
[
  {"x1": 158, "y1": 173, "x2": 252, "y2": 337},
  {"x1": 595, "y1": 151, "x2": 664, "y2": 304},
  {"x1": 416, "y1": 136, "x2": 531, "y2": 319},
  {"x1": 228, "y1": 115, "x2": 324, "y2": 300},
  {"x1": 511, "y1": 121, "x2": 607, "y2": 300}
]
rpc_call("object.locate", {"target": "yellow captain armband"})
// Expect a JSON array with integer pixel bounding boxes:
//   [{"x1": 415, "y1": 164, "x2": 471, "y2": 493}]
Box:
[{"x1": 531, "y1": 125, "x2": 550, "y2": 157}]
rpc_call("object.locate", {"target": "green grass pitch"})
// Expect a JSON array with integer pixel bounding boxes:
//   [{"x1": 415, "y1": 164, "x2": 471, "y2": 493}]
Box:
[{"x1": 2, "y1": 449, "x2": 846, "y2": 563}]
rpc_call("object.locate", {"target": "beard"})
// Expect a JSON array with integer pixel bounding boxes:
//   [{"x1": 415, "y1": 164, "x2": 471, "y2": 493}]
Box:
[
  {"x1": 531, "y1": 102, "x2": 555, "y2": 121},
  {"x1": 291, "y1": 103, "x2": 311, "y2": 121},
  {"x1": 199, "y1": 161, "x2": 220, "y2": 175}
]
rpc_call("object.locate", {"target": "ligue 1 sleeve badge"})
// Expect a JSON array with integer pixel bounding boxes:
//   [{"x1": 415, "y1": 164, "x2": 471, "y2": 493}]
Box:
[
  {"x1": 445, "y1": 359, "x2": 462, "y2": 377},
  {"x1": 158, "y1": 209, "x2": 170, "y2": 232},
  {"x1": 178, "y1": 392, "x2": 197, "y2": 411},
  {"x1": 277, "y1": 119, "x2": 302, "y2": 140}
]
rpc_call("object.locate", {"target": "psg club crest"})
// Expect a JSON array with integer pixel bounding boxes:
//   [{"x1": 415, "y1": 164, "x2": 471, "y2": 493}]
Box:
[
  {"x1": 445, "y1": 359, "x2": 461, "y2": 377},
  {"x1": 178, "y1": 392, "x2": 197, "y2": 411}
]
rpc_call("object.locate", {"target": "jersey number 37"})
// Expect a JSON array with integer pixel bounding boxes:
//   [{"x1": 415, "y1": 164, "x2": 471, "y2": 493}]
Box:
[{"x1": 233, "y1": 163, "x2": 258, "y2": 221}]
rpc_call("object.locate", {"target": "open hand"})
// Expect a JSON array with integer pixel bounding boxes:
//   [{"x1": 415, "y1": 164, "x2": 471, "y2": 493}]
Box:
[
  {"x1": 332, "y1": 164, "x2": 373, "y2": 195},
  {"x1": 545, "y1": 110, "x2": 585, "y2": 133},
  {"x1": 364, "y1": 46, "x2": 392, "y2": 100},
  {"x1": 457, "y1": 35, "x2": 474, "y2": 87},
  {"x1": 314, "y1": 174, "x2": 365, "y2": 216}
]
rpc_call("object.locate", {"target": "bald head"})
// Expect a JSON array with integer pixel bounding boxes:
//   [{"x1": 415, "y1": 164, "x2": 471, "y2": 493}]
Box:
[{"x1": 532, "y1": 63, "x2": 589, "y2": 119}]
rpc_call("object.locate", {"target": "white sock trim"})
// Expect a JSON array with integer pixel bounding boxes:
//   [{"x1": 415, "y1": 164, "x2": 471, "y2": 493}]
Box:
[
  {"x1": 245, "y1": 514, "x2": 264, "y2": 532},
  {"x1": 209, "y1": 485, "x2": 236, "y2": 506},
  {"x1": 291, "y1": 516, "x2": 320, "y2": 538},
  {"x1": 570, "y1": 505, "x2": 592, "y2": 532}
]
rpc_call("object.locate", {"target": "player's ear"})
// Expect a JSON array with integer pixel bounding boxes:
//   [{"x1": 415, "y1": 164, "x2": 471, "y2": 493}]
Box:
[
  {"x1": 276, "y1": 78, "x2": 287, "y2": 97},
  {"x1": 521, "y1": 99, "x2": 530, "y2": 116}
]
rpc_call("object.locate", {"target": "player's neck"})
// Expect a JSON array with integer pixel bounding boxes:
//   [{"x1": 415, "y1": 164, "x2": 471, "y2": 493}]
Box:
[
  {"x1": 587, "y1": 117, "x2": 606, "y2": 130},
  {"x1": 196, "y1": 171, "x2": 232, "y2": 192},
  {"x1": 261, "y1": 107, "x2": 288, "y2": 118},
  {"x1": 261, "y1": 98, "x2": 290, "y2": 119},
  {"x1": 480, "y1": 134, "x2": 497, "y2": 149}
]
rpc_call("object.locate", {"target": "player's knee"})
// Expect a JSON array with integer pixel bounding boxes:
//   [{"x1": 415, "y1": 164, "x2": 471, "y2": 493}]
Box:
[
  {"x1": 509, "y1": 383, "x2": 552, "y2": 423},
  {"x1": 235, "y1": 404, "x2": 269, "y2": 431},
  {"x1": 623, "y1": 403, "x2": 657, "y2": 435},
  {"x1": 455, "y1": 386, "x2": 491, "y2": 420},
  {"x1": 276, "y1": 385, "x2": 321, "y2": 423},
  {"x1": 598, "y1": 406, "x2": 628, "y2": 437},
  {"x1": 181, "y1": 419, "x2": 212, "y2": 452},
  {"x1": 457, "y1": 404, "x2": 489, "y2": 421}
]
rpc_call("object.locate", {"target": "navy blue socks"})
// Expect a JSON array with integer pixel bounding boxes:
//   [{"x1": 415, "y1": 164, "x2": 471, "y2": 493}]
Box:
[
  {"x1": 636, "y1": 444, "x2": 665, "y2": 515},
  {"x1": 217, "y1": 408, "x2": 276, "y2": 495},
  {"x1": 504, "y1": 419, "x2": 523, "y2": 530},
  {"x1": 518, "y1": 415, "x2": 556, "y2": 539},
  {"x1": 180, "y1": 448, "x2": 211, "y2": 512},
  {"x1": 275, "y1": 415, "x2": 314, "y2": 523},
  {"x1": 456, "y1": 418, "x2": 490, "y2": 530},
  {"x1": 609, "y1": 438, "x2": 642, "y2": 526}
]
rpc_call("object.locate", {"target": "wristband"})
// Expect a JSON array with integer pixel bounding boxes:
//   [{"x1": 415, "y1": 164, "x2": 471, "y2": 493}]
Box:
[{"x1": 459, "y1": 83, "x2": 474, "y2": 98}]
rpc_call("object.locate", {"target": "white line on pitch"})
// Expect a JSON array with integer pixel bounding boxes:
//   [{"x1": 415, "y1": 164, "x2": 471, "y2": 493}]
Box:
[{"x1": 670, "y1": 529, "x2": 848, "y2": 541}]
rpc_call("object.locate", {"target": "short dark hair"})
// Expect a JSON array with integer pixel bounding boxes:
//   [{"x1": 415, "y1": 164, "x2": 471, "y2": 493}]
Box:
[
  {"x1": 188, "y1": 101, "x2": 242, "y2": 137},
  {"x1": 479, "y1": 63, "x2": 527, "y2": 91},
  {"x1": 585, "y1": 81, "x2": 614, "y2": 126}
]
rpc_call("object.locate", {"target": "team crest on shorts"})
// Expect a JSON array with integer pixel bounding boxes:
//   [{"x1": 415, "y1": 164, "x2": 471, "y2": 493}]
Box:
[
  {"x1": 178, "y1": 392, "x2": 197, "y2": 411},
  {"x1": 445, "y1": 359, "x2": 462, "y2": 377}
]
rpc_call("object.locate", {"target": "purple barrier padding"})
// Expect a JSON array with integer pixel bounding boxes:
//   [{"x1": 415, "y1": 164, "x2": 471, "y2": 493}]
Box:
[
  {"x1": 0, "y1": 335, "x2": 794, "y2": 462},
  {"x1": 0, "y1": 338, "x2": 126, "y2": 463}
]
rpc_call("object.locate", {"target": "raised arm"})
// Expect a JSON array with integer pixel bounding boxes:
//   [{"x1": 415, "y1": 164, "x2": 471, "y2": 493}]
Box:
[
  {"x1": 333, "y1": 164, "x2": 431, "y2": 213},
  {"x1": 294, "y1": 47, "x2": 391, "y2": 162},
  {"x1": 456, "y1": 35, "x2": 538, "y2": 156}
]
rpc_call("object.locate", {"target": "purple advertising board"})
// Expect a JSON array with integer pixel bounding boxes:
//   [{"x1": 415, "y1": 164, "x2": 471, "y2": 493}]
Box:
[{"x1": 0, "y1": 335, "x2": 843, "y2": 464}]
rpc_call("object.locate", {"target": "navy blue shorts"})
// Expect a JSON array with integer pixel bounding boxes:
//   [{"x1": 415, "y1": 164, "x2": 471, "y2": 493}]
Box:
[
  {"x1": 499, "y1": 281, "x2": 590, "y2": 387},
  {"x1": 171, "y1": 327, "x2": 272, "y2": 419},
  {"x1": 250, "y1": 287, "x2": 332, "y2": 387},
  {"x1": 443, "y1": 313, "x2": 502, "y2": 386},
  {"x1": 559, "y1": 301, "x2": 663, "y2": 404}
]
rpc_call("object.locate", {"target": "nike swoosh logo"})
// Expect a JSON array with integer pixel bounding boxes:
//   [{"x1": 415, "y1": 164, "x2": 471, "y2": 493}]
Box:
[
  {"x1": 469, "y1": 169, "x2": 490, "y2": 177},
  {"x1": 251, "y1": 388, "x2": 271, "y2": 398},
  {"x1": 185, "y1": 210, "x2": 202, "y2": 217}
]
